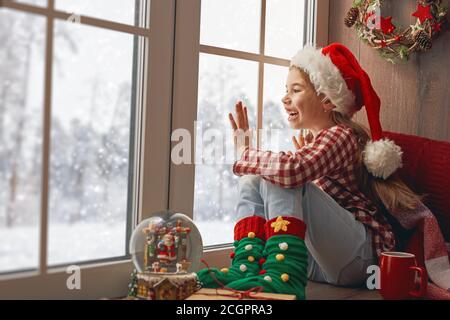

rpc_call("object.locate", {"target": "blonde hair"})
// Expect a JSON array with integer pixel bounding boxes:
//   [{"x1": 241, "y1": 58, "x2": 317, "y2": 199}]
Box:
[
  {"x1": 330, "y1": 111, "x2": 423, "y2": 212},
  {"x1": 291, "y1": 66, "x2": 423, "y2": 212}
]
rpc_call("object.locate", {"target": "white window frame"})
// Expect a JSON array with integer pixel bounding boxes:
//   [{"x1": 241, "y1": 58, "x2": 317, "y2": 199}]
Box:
[
  {"x1": 0, "y1": 0, "x2": 175, "y2": 299},
  {"x1": 169, "y1": 0, "x2": 329, "y2": 268}
]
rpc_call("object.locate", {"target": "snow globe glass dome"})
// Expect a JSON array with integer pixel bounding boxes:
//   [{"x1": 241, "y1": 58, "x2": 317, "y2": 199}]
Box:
[{"x1": 129, "y1": 210, "x2": 203, "y2": 274}]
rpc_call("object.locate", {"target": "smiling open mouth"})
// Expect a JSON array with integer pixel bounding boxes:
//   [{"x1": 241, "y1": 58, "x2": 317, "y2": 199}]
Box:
[{"x1": 288, "y1": 111, "x2": 299, "y2": 121}]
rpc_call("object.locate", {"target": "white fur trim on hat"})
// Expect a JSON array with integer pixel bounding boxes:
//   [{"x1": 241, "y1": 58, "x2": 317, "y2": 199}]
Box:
[
  {"x1": 290, "y1": 45, "x2": 356, "y2": 116},
  {"x1": 363, "y1": 139, "x2": 403, "y2": 179}
]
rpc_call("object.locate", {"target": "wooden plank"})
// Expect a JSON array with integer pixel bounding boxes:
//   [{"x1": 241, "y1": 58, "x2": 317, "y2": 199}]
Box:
[
  {"x1": 345, "y1": 289, "x2": 382, "y2": 300},
  {"x1": 306, "y1": 281, "x2": 363, "y2": 300},
  {"x1": 358, "y1": 46, "x2": 421, "y2": 136},
  {"x1": 416, "y1": 31, "x2": 450, "y2": 141},
  {"x1": 329, "y1": 0, "x2": 360, "y2": 56},
  {"x1": 358, "y1": 0, "x2": 420, "y2": 136},
  {"x1": 306, "y1": 281, "x2": 382, "y2": 300}
]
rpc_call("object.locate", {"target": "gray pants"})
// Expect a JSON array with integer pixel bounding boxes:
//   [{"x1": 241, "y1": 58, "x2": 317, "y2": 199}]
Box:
[{"x1": 236, "y1": 175, "x2": 376, "y2": 287}]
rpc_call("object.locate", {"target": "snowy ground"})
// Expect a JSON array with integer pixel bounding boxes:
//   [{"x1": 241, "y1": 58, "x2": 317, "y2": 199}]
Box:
[
  {"x1": 0, "y1": 223, "x2": 126, "y2": 273},
  {"x1": 0, "y1": 220, "x2": 234, "y2": 273}
]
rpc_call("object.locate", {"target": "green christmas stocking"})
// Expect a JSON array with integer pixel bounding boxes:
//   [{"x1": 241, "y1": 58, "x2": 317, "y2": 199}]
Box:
[
  {"x1": 196, "y1": 216, "x2": 266, "y2": 288},
  {"x1": 227, "y1": 216, "x2": 308, "y2": 300}
]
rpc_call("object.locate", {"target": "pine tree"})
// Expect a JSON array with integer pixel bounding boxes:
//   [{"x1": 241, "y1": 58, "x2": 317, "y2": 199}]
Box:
[{"x1": 127, "y1": 270, "x2": 138, "y2": 297}]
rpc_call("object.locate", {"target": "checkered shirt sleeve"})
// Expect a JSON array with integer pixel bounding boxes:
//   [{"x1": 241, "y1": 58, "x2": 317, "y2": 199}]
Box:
[{"x1": 233, "y1": 126, "x2": 359, "y2": 188}]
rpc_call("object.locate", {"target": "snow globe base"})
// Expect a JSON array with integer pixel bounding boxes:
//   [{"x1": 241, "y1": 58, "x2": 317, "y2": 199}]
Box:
[{"x1": 129, "y1": 271, "x2": 199, "y2": 300}]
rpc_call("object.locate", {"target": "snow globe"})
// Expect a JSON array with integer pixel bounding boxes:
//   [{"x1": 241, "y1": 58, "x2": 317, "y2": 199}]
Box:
[{"x1": 128, "y1": 210, "x2": 203, "y2": 300}]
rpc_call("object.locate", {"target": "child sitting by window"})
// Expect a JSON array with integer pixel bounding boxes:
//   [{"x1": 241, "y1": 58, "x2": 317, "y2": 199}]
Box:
[{"x1": 197, "y1": 43, "x2": 422, "y2": 299}]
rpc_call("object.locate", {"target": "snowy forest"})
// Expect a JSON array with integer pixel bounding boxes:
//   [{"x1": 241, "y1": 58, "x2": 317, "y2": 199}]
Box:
[
  {"x1": 0, "y1": 6, "x2": 134, "y2": 272},
  {"x1": 0, "y1": 2, "x2": 296, "y2": 272}
]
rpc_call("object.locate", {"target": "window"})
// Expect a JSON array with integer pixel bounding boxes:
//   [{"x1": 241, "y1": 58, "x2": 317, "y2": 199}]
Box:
[
  {"x1": 195, "y1": 0, "x2": 307, "y2": 247},
  {"x1": 12, "y1": 0, "x2": 47, "y2": 7},
  {"x1": 0, "y1": 7, "x2": 46, "y2": 274},
  {"x1": 0, "y1": 0, "x2": 175, "y2": 298},
  {"x1": 171, "y1": 0, "x2": 328, "y2": 249},
  {"x1": 1, "y1": 0, "x2": 143, "y2": 274},
  {"x1": 55, "y1": 0, "x2": 140, "y2": 26},
  {"x1": 0, "y1": 0, "x2": 328, "y2": 298}
]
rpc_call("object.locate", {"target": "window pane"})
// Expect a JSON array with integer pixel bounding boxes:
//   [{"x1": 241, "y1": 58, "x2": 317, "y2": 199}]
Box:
[
  {"x1": 0, "y1": 9, "x2": 45, "y2": 273},
  {"x1": 12, "y1": 0, "x2": 47, "y2": 6},
  {"x1": 262, "y1": 64, "x2": 298, "y2": 152},
  {"x1": 194, "y1": 53, "x2": 258, "y2": 246},
  {"x1": 265, "y1": 0, "x2": 305, "y2": 59},
  {"x1": 55, "y1": 0, "x2": 144, "y2": 27},
  {"x1": 49, "y1": 21, "x2": 137, "y2": 265},
  {"x1": 200, "y1": 0, "x2": 260, "y2": 53}
]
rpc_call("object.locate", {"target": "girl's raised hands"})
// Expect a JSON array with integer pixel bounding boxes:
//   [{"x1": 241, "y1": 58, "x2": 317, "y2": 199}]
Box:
[
  {"x1": 287, "y1": 131, "x2": 314, "y2": 156},
  {"x1": 229, "y1": 101, "x2": 252, "y2": 156},
  {"x1": 293, "y1": 131, "x2": 314, "y2": 150},
  {"x1": 228, "y1": 101, "x2": 249, "y2": 131}
]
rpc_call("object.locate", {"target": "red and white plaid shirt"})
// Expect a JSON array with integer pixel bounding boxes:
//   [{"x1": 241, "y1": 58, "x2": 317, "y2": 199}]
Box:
[{"x1": 233, "y1": 125, "x2": 396, "y2": 258}]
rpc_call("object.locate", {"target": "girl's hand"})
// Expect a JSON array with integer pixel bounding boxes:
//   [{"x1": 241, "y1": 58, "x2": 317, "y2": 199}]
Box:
[
  {"x1": 229, "y1": 101, "x2": 253, "y2": 157},
  {"x1": 292, "y1": 131, "x2": 314, "y2": 150}
]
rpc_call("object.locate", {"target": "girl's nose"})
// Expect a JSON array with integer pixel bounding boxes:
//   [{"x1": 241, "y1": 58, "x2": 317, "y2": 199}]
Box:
[{"x1": 282, "y1": 95, "x2": 289, "y2": 104}]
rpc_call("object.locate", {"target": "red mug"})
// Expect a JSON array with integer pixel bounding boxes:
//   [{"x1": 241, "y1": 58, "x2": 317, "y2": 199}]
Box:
[{"x1": 379, "y1": 251, "x2": 428, "y2": 300}]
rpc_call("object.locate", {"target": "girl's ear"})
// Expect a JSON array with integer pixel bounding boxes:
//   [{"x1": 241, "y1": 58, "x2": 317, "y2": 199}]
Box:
[
  {"x1": 323, "y1": 100, "x2": 335, "y2": 112},
  {"x1": 319, "y1": 94, "x2": 329, "y2": 104},
  {"x1": 320, "y1": 95, "x2": 335, "y2": 112}
]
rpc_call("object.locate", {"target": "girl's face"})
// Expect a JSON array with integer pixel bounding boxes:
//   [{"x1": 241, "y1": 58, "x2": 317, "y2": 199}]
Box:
[{"x1": 281, "y1": 68, "x2": 331, "y2": 130}]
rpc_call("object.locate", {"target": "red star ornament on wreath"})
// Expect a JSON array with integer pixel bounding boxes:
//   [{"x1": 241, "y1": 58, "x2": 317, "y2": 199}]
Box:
[
  {"x1": 344, "y1": 0, "x2": 448, "y2": 63},
  {"x1": 380, "y1": 16, "x2": 395, "y2": 34},
  {"x1": 433, "y1": 22, "x2": 443, "y2": 32},
  {"x1": 412, "y1": 3, "x2": 434, "y2": 24}
]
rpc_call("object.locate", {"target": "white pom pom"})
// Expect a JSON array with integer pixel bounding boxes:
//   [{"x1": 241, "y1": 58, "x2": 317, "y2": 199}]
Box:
[
  {"x1": 363, "y1": 139, "x2": 403, "y2": 179},
  {"x1": 239, "y1": 264, "x2": 247, "y2": 272},
  {"x1": 278, "y1": 242, "x2": 288, "y2": 251},
  {"x1": 244, "y1": 244, "x2": 253, "y2": 251}
]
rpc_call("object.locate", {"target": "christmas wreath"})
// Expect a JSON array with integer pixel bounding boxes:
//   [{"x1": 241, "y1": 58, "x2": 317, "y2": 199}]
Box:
[{"x1": 345, "y1": 0, "x2": 448, "y2": 63}]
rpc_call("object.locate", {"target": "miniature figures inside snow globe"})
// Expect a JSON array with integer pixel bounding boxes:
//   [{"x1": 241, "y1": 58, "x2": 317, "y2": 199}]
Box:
[{"x1": 128, "y1": 211, "x2": 203, "y2": 300}]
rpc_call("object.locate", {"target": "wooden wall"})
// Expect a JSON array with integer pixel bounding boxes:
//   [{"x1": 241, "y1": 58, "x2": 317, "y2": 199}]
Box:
[{"x1": 328, "y1": 0, "x2": 450, "y2": 142}]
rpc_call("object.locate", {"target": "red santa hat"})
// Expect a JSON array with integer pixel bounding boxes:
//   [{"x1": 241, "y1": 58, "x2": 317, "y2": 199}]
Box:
[{"x1": 290, "y1": 43, "x2": 402, "y2": 179}]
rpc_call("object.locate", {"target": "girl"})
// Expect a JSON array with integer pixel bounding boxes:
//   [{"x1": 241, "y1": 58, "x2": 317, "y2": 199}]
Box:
[{"x1": 196, "y1": 43, "x2": 422, "y2": 299}]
